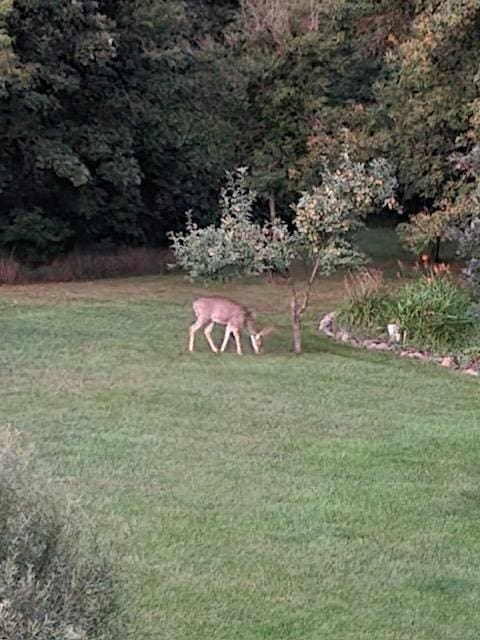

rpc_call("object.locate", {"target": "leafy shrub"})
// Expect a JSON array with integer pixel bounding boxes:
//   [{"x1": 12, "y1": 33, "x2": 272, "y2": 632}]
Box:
[
  {"x1": 396, "y1": 205, "x2": 458, "y2": 257},
  {"x1": 337, "y1": 268, "x2": 393, "y2": 333},
  {"x1": 3, "y1": 208, "x2": 73, "y2": 263},
  {"x1": 456, "y1": 344, "x2": 480, "y2": 368},
  {"x1": 0, "y1": 430, "x2": 123, "y2": 640},
  {"x1": 392, "y1": 277, "x2": 476, "y2": 351},
  {"x1": 169, "y1": 167, "x2": 297, "y2": 280}
]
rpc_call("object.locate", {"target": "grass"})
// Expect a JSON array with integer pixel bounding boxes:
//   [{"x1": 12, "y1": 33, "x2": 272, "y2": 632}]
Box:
[
  {"x1": 356, "y1": 225, "x2": 459, "y2": 265},
  {"x1": 1, "y1": 273, "x2": 480, "y2": 639},
  {"x1": 357, "y1": 225, "x2": 412, "y2": 263}
]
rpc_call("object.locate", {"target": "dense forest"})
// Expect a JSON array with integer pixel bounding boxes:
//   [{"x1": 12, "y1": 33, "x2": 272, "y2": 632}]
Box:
[{"x1": 1, "y1": 0, "x2": 479, "y2": 263}]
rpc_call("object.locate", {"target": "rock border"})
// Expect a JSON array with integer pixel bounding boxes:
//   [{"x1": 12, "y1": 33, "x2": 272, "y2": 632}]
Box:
[{"x1": 318, "y1": 312, "x2": 479, "y2": 377}]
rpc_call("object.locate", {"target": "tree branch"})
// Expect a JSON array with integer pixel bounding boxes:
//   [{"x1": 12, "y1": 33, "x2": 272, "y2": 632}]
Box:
[{"x1": 298, "y1": 254, "x2": 321, "y2": 316}]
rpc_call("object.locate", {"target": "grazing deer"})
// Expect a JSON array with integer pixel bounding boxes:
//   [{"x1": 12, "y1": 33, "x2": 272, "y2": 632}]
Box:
[{"x1": 189, "y1": 296, "x2": 273, "y2": 355}]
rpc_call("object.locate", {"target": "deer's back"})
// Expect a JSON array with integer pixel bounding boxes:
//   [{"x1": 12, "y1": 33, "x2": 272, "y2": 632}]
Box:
[{"x1": 193, "y1": 296, "x2": 248, "y2": 327}]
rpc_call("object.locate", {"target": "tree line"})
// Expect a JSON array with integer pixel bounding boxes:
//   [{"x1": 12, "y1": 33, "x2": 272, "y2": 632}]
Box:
[{"x1": 1, "y1": 0, "x2": 479, "y2": 263}]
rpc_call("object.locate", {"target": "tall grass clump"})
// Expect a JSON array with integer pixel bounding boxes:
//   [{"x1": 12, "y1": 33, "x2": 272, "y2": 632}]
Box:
[
  {"x1": 0, "y1": 430, "x2": 125, "y2": 640},
  {"x1": 32, "y1": 247, "x2": 171, "y2": 282},
  {"x1": 0, "y1": 253, "x2": 22, "y2": 284},
  {"x1": 392, "y1": 276, "x2": 476, "y2": 351},
  {"x1": 337, "y1": 268, "x2": 477, "y2": 352},
  {"x1": 337, "y1": 268, "x2": 392, "y2": 333}
]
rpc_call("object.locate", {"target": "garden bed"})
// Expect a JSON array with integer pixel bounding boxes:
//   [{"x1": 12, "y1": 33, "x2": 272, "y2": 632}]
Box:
[{"x1": 318, "y1": 311, "x2": 480, "y2": 376}]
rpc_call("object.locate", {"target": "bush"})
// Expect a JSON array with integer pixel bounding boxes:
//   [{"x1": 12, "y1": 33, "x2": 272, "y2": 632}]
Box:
[
  {"x1": 3, "y1": 208, "x2": 73, "y2": 263},
  {"x1": 392, "y1": 277, "x2": 476, "y2": 351},
  {"x1": 0, "y1": 430, "x2": 124, "y2": 640},
  {"x1": 169, "y1": 168, "x2": 296, "y2": 280},
  {"x1": 338, "y1": 270, "x2": 477, "y2": 352},
  {"x1": 337, "y1": 268, "x2": 393, "y2": 333}
]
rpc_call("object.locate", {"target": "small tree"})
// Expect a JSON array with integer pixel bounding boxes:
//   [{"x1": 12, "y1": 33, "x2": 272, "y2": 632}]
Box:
[
  {"x1": 446, "y1": 147, "x2": 480, "y2": 295},
  {"x1": 396, "y1": 198, "x2": 464, "y2": 263},
  {"x1": 170, "y1": 158, "x2": 399, "y2": 354},
  {"x1": 397, "y1": 140, "x2": 480, "y2": 265},
  {"x1": 289, "y1": 154, "x2": 400, "y2": 352},
  {"x1": 454, "y1": 216, "x2": 480, "y2": 294}
]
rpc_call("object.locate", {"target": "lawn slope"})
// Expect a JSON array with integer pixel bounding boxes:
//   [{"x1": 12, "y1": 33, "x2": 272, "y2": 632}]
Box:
[{"x1": 1, "y1": 276, "x2": 479, "y2": 640}]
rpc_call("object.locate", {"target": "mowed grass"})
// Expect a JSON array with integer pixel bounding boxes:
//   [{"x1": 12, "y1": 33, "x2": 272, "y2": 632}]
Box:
[{"x1": 1, "y1": 272, "x2": 480, "y2": 640}]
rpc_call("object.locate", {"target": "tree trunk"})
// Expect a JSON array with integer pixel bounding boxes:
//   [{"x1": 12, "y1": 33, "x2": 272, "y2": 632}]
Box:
[
  {"x1": 290, "y1": 300, "x2": 303, "y2": 355},
  {"x1": 290, "y1": 281, "x2": 304, "y2": 355},
  {"x1": 434, "y1": 236, "x2": 441, "y2": 263},
  {"x1": 289, "y1": 256, "x2": 321, "y2": 355},
  {"x1": 268, "y1": 190, "x2": 277, "y2": 226},
  {"x1": 266, "y1": 190, "x2": 279, "y2": 282}
]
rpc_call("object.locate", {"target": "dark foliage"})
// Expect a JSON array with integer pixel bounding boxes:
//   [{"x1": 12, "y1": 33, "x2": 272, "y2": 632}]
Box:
[{"x1": 1, "y1": 1, "x2": 480, "y2": 263}]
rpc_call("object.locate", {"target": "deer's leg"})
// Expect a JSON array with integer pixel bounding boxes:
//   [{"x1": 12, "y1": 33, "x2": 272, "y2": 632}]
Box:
[
  {"x1": 220, "y1": 325, "x2": 232, "y2": 352},
  {"x1": 188, "y1": 319, "x2": 205, "y2": 352},
  {"x1": 232, "y1": 328, "x2": 243, "y2": 355},
  {"x1": 203, "y1": 322, "x2": 218, "y2": 353}
]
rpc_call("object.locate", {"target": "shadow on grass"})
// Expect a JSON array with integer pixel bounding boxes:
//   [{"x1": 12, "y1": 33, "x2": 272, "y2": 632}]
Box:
[
  {"x1": 264, "y1": 328, "x2": 445, "y2": 375},
  {"x1": 251, "y1": 328, "x2": 392, "y2": 364}
]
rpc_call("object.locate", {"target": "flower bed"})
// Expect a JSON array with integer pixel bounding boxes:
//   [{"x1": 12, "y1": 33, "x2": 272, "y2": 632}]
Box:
[{"x1": 318, "y1": 311, "x2": 480, "y2": 377}]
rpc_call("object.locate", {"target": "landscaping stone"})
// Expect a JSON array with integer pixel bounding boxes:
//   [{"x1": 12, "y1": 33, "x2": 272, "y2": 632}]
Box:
[
  {"x1": 317, "y1": 311, "x2": 477, "y2": 378},
  {"x1": 367, "y1": 341, "x2": 391, "y2": 351},
  {"x1": 406, "y1": 351, "x2": 428, "y2": 360},
  {"x1": 440, "y1": 356, "x2": 458, "y2": 369},
  {"x1": 318, "y1": 312, "x2": 336, "y2": 336},
  {"x1": 363, "y1": 339, "x2": 381, "y2": 349}
]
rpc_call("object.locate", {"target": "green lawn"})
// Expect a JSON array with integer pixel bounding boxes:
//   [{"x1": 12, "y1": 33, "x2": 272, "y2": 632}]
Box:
[
  {"x1": 1, "y1": 274, "x2": 480, "y2": 640},
  {"x1": 357, "y1": 225, "x2": 412, "y2": 263}
]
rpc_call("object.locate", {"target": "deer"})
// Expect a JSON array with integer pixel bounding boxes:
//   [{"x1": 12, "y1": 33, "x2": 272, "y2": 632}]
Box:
[{"x1": 188, "y1": 296, "x2": 274, "y2": 355}]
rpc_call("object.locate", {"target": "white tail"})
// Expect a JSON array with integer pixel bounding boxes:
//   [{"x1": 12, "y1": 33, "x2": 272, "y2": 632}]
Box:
[{"x1": 189, "y1": 296, "x2": 274, "y2": 355}]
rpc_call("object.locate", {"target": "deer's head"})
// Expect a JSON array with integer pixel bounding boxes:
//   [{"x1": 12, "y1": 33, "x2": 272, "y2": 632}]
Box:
[{"x1": 248, "y1": 326, "x2": 275, "y2": 354}]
